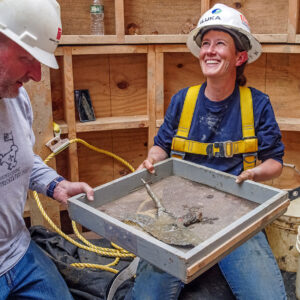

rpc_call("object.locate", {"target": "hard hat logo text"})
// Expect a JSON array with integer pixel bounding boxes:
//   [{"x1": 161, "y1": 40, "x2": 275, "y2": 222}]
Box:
[{"x1": 200, "y1": 16, "x2": 221, "y2": 25}]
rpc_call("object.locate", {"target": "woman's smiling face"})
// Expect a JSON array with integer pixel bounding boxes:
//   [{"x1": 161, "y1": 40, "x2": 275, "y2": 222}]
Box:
[{"x1": 199, "y1": 30, "x2": 245, "y2": 80}]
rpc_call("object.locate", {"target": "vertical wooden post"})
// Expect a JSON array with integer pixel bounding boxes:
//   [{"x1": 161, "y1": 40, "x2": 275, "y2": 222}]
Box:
[
  {"x1": 62, "y1": 47, "x2": 79, "y2": 182},
  {"x1": 288, "y1": 0, "x2": 299, "y2": 43},
  {"x1": 147, "y1": 45, "x2": 156, "y2": 149},
  {"x1": 201, "y1": 0, "x2": 211, "y2": 15},
  {"x1": 115, "y1": 0, "x2": 125, "y2": 42},
  {"x1": 25, "y1": 65, "x2": 61, "y2": 228},
  {"x1": 155, "y1": 49, "x2": 164, "y2": 134}
]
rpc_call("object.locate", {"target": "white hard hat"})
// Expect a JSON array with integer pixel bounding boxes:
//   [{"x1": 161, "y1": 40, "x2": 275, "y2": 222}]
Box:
[
  {"x1": 0, "y1": 0, "x2": 62, "y2": 69},
  {"x1": 187, "y1": 3, "x2": 261, "y2": 63}
]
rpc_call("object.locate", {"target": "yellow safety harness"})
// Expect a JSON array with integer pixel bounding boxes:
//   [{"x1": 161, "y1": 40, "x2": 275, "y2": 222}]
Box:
[{"x1": 171, "y1": 85, "x2": 258, "y2": 170}]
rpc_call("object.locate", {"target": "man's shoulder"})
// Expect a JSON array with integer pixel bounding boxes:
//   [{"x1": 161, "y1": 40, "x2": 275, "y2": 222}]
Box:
[
  {"x1": 18, "y1": 87, "x2": 30, "y2": 101},
  {"x1": 11, "y1": 88, "x2": 33, "y2": 121}
]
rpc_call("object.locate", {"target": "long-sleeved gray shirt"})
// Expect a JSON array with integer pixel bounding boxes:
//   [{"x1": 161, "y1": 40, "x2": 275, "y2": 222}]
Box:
[{"x1": 0, "y1": 87, "x2": 59, "y2": 276}]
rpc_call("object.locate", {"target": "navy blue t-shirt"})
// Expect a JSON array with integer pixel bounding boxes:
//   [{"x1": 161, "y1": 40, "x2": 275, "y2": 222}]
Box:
[{"x1": 154, "y1": 83, "x2": 284, "y2": 176}]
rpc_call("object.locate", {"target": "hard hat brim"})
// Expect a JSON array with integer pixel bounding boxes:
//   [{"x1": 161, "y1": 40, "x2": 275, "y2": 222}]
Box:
[
  {"x1": 186, "y1": 26, "x2": 262, "y2": 64},
  {"x1": 1, "y1": 30, "x2": 59, "y2": 69}
]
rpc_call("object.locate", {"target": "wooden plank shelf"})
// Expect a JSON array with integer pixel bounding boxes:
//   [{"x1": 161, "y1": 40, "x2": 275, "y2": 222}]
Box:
[
  {"x1": 76, "y1": 115, "x2": 149, "y2": 132},
  {"x1": 59, "y1": 34, "x2": 290, "y2": 47},
  {"x1": 262, "y1": 44, "x2": 300, "y2": 53},
  {"x1": 55, "y1": 115, "x2": 149, "y2": 133},
  {"x1": 61, "y1": 35, "x2": 121, "y2": 45},
  {"x1": 157, "y1": 118, "x2": 300, "y2": 132},
  {"x1": 277, "y1": 117, "x2": 300, "y2": 131}
]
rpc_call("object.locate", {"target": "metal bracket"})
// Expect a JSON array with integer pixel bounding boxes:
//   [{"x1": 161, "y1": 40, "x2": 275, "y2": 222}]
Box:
[
  {"x1": 46, "y1": 136, "x2": 70, "y2": 154},
  {"x1": 288, "y1": 186, "x2": 300, "y2": 201}
]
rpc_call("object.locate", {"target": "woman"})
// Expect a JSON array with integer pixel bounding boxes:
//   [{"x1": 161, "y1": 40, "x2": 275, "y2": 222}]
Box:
[{"x1": 126, "y1": 4, "x2": 286, "y2": 300}]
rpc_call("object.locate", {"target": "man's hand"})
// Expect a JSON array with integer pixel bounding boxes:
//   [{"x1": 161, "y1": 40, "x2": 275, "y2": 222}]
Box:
[{"x1": 53, "y1": 180, "x2": 94, "y2": 205}]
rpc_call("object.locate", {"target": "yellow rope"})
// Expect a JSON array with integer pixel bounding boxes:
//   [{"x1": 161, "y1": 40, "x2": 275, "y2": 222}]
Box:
[
  {"x1": 70, "y1": 263, "x2": 119, "y2": 274},
  {"x1": 33, "y1": 137, "x2": 136, "y2": 273}
]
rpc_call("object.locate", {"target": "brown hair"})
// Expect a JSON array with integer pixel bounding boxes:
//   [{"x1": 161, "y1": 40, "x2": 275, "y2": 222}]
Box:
[{"x1": 236, "y1": 62, "x2": 247, "y2": 86}]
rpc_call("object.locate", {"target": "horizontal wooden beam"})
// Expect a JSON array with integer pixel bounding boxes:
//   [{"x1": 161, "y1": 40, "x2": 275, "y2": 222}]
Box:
[
  {"x1": 56, "y1": 43, "x2": 300, "y2": 57},
  {"x1": 71, "y1": 45, "x2": 148, "y2": 55},
  {"x1": 157, "y1": 118, "x2": 300, "y2": 132},
  {"x1": 60, "y1": 35, "x2": 121, "y2": 45},
  {"x1": 254, "y1": 34, "x2": 288, "y2": 44},
  {"x1": 124, "y1": 34, "x2": 187, "y2": 44},
  {"x1": 277, "y1": 117, "x2": 300, "y2": 131},
  {"x1": 76, "y1": 115, "x2": 149, "y2": 132},
  {"x1": 55, "y1": 115, "x2": 150, "y2": 133},
  {"x1": 262, "y1": 44, "x2": 300, "y2": 53},
  {"x1": 58, "y1": 33, "x2": 291, "y2": 47}
]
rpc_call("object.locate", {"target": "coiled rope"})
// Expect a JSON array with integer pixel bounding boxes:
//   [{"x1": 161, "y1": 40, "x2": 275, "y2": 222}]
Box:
[{"x1": 33, "y1": 137, "x2": 136, "y2": 273}]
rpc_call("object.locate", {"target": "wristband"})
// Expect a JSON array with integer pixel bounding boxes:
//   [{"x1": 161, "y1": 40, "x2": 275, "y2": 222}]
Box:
[{"x1": 46, "y1": 176, "x2": 65, "y2": 198}]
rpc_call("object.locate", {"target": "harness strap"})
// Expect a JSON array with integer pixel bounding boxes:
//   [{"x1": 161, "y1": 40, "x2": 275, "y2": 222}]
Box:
[
  {"x1": 239, "y1": 86, "x2": 256, "y2": 170},
  {"x1": 171, "y1": 85, "x2": 257, "y2": 170},
  {"x1": 176, "y1": 85, "x2": 201, "y2": 137},
  {"x1": 172, "y1": 137, "x2": 257, "y2": 158}
]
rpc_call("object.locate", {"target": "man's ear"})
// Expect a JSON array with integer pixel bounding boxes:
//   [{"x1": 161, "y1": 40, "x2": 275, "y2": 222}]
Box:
[{"x1": 236, "y1": 51, "x2": 248, "y2": 66}]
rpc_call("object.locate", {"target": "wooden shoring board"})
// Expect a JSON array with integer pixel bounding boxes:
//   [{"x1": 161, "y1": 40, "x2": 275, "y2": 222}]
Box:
[
  {"x1": 60, "y1": 33, "x2": 291, "y2": 45},
  {"x1": 25, "y1": 65, "x2": 61, "y2": 228},
  {"x1": 58, "y1": 0, "x2": 115, "y2": 36},
  {"x1": 63, "y1": 47, "x2": 79, "y2": 182},
  {"x1": 201, "y1": 0, "x2": 210, "y2": 15},
  {"x1": 71, "y1": 45, "x2": 148, "y2": 55},
  {"x1": 147, "y1": 45, "x2": 156, "y2": 149},
  {"x1": 123, "y1": 0, "x2": 201, "y2": 36},
  {"x1": 265, "y1": 53, "x2": 300, "y2": 120},
  {"x1": 76, "y1": 115, "x2": 149, "y2": 132},
  {"x1": 155, "y1": 51, "x2": 164, "y2": 123},
  {"x1": 115, "y1": 0, "x2": 125, "y2": 41},
  {"x1": 211, "y1": 0, "x2": 289, "y2": 35},
  {"x1": 288, "y1": 0, "x2": 299, "y2": 42},
  {"x1": 68, "y1": 158, "x2": 288, "y2": 283},
  {"x1": 76, "y1": 128, "x2": 147, "y2": 188},
  {"x1": 264, "y1": 131, "x2": 300, "y2": 190}
]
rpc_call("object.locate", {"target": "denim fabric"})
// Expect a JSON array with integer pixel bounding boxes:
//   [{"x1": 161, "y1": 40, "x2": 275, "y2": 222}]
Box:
[
  {"x1": 127, "y1": 232, "x2": 287, "y2": 300},
  {"x1": 0, "y1": 240, "x2": 73, "y2": 300},
  {"x1": 218, "y1": 231, "x2": 287, "y2": 300},
  {"x1": 124, "y1": 259, "x2": 183, "y2": 300}
]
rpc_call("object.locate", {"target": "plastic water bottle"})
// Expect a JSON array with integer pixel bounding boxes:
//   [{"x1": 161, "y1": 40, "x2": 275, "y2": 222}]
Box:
[{"x1": 90, "y1": 0, "x2": 104, "y2": 35}]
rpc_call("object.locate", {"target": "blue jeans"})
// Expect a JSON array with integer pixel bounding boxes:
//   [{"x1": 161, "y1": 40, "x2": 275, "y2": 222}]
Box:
[
  {"x1": 0, "y1": 240, "x2": 73, "y2": 300},
  {"x1": 126, "y1": 232, "x2": 287, "y2": 300}
]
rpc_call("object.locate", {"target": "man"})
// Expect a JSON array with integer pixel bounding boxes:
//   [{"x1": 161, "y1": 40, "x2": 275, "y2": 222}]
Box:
[
  {"x1": 0, "y1": 0, "x2": 94, "y2": 298},
  {"x1": 126, "y1": 3, "x2": 286, "y2": 300}
]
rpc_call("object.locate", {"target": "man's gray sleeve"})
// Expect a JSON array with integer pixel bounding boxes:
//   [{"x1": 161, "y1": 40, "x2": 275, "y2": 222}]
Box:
[{"x1": 21, "y1": 88, "x2": 61, "y2": 195}]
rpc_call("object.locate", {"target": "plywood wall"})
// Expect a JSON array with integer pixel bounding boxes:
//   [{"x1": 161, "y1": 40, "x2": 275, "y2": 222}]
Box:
[
  {"x1": 211, "y1": 0, "x2": 288, "y2": 34},
  {"x1": 124, "y1": 0, "x2": 202, "y2": 35},
  {"x1": 57, "y1": 0, "x2": 116, "y2": 35}
]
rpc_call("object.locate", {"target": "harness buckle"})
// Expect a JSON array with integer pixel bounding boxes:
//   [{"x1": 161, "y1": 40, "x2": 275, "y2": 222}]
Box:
[
  {"x1": 207, "y1": 140, "x2": 233, "y2": 158},
  {"x1": 243, "y1": 152, "x2": 257, "y2": 170},
  {"x1": 170, "y1": 150, "x2": 186, "y2": 160},
  {"x1": 223, "y1": 140, "x2": 233, "y2": 158}
]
